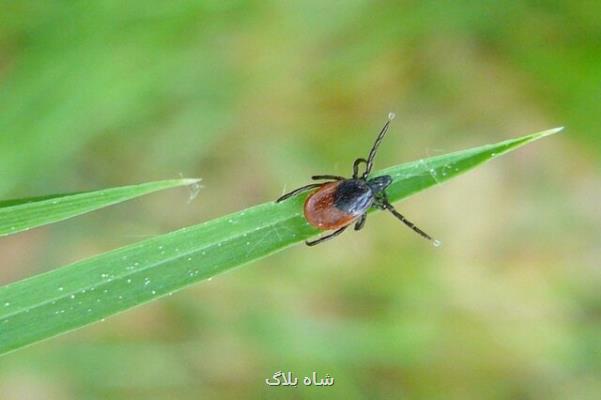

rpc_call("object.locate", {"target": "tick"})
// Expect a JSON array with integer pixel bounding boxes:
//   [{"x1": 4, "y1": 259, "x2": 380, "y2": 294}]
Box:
[{"x1": 276, "y1": 113, "x2": 437, "y2": 246}]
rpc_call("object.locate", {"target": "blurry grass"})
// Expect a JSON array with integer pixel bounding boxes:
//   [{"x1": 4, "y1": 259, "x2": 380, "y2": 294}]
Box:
[
  {"x1": 0, "y1": 1, "x2": 239, "y2": 195},
  {"x1": 0, "y1": 1, "x2": 598, "y2": 200},
  {"x1": 0, "y1": 128, "x2": 559, "y2": 355}
]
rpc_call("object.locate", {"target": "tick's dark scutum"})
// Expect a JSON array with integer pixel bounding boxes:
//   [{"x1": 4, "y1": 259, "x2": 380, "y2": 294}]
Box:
[{"x1": 332, "y1": 179, "x2": 373, "y2": 215}]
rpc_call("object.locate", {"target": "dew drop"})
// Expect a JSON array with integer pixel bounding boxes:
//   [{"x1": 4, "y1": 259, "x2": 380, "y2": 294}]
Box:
[
  {"x1": 4, "y1": 302, "x2": 10, "y2": 307},
  {"x1": 187, "y1": 181, "x2": 201, "y2": 203},
  {"x1": 433, "y1": 240, "x2": 442, "y2": 248}
]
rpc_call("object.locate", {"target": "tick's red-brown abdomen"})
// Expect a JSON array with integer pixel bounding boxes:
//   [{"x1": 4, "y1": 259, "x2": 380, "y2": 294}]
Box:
[{"x1": 304, "y1": 182, "x2": 357, "y2": 230}]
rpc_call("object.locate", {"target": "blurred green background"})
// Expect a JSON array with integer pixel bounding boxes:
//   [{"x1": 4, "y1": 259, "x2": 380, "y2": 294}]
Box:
[{"x1": 0, "y1": 1, "x2": 599, "y2": 399}]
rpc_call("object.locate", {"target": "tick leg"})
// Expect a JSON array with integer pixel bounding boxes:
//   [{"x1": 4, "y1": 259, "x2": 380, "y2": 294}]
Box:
[
  {"x1": 306, "y1": 226, "x2": 348, "y2": 246},
  {"x1": 363, "y1": 114, "x2": 395, "y2": 178},
  {"x1": 312, "y1": 175, "x2": 345, "y2": 181},
  {"x1": 376, "y1": 197, "x2": 434, "y2": 241},
  {"x1": 354, "y1": 214, "x2": 367, "y2": 231},
  {"x1": 276, "y1": 183, "x2": 322, "y2": 203},
  {"x1": 352, "y1": 158, "x2": 367, "y2": 179}
]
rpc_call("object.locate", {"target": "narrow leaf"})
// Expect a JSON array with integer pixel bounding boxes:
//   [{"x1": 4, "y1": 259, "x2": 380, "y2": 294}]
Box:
[
  {"x1": 0, "y1": 179, "x2": 201, "y2": 237},
  {"x1": 0, "y1": 128, "x2": 561, "y2": 355}
]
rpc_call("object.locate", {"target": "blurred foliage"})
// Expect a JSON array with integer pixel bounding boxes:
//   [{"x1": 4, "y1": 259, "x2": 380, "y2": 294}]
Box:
[{"x1": 0, "y1": 1, "x2": 599, "y2": 399}]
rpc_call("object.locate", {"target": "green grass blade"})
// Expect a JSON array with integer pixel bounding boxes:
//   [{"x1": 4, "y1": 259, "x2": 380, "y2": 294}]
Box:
[
  {"x1": 0, "y1": 179, "x2": 201, "y2": 237},
  {"x1": 0, "y1": 128, "x2": 560, "y2": 355}
]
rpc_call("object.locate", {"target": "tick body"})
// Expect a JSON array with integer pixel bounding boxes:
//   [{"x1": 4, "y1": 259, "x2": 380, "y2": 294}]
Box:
[
  {"x1": 277, "y1": 113, "x2": 435, "y2": 246},
  {"x1": 304, "y1": 180, "x2": 368, "y2": 229},
  {"x1": 304, "y1": 177, "x2": 392, "y2": 229}
]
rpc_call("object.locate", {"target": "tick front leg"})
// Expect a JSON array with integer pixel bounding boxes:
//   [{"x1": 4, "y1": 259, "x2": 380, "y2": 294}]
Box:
[
  {"x1": 276, "y1": 183, "x2": 322, "y2": 203},
  {"x1": 306, "y1": 226, "x2": 348, "y2": 246},
  {"x1": 352, "y1": 158, "x2": 368, "y2": 179},
  {"x1": 375, "y1": 197, "x2": 434, "y2": 242}
]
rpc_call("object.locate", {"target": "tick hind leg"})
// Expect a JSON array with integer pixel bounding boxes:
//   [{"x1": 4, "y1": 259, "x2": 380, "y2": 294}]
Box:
[
  {"x1": 354, "y1": 214, "x2": 367, "y2": 231},
  {"x1": 306, "y1": 226, "x2": 348, "y2": 246},
  {"x1": 276, "y1": 183, "x2": 322, "y2": 203},
  {"x1": 312, "y1": 175, "x2": 345, "y2": 181}
]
